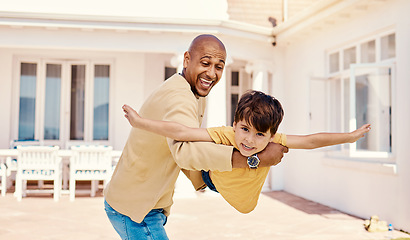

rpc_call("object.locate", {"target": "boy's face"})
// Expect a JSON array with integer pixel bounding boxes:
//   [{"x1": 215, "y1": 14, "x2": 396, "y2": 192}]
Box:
[{"x1": 233, "y1": 120, "x2": 274, "y2": 157}]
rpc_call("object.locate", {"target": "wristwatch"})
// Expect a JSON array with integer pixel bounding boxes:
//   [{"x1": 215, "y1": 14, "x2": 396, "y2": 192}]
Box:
[{"x1": 247, "y1": 154, "x2": 260, "y2": 169}]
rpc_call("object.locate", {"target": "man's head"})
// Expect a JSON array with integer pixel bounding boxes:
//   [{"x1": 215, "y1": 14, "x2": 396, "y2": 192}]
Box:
[
  {"x1": 232, "y1": 90, "x2": 284, "y2": 156},
  {"x1": 182, "y1": 34, "x2": 226, "y2": 97}
]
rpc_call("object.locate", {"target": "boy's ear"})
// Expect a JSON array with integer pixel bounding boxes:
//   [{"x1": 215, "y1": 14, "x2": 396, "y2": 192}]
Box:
[{"x1": 232, "y1": 121, "x2": 237, "y2": 131}]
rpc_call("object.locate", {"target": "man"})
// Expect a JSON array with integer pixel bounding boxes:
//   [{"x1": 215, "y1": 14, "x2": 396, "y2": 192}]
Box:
[{"x1": 104, "y1": 34, "x2": 288, "y2": 239}]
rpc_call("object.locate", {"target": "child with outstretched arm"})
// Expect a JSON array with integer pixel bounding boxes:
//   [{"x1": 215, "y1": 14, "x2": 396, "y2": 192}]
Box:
[{"x1": 123, "y1": 90, "x2": 371, "y2": 213}]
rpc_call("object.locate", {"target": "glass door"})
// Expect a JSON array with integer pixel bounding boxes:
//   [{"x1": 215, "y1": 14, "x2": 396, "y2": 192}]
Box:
[{"x1": 15, "y1": 59, "x2": 111, "y2": 148}]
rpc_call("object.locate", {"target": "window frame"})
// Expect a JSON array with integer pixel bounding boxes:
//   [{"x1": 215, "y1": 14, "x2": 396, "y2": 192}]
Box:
[
  {"x1": 348, "y1": 62, "x2": 396, "y2": 159},
  {"x1": 225, "y1": 66, "x2": 251, "y2": 126},
  {"x1": 11, "y1": 56, "x2": 114, "y2": 148},
  {"x1": 325, "y1": 30, "x2": 396, "y2": 162}
]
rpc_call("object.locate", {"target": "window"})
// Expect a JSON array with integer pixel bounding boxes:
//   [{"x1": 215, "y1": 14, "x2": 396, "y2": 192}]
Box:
[
  {"x1": 343, "y1": 47, "x2": 356, "y2": 70},
  {"x1": 349, "y1": 64, "x2": 393, "y2": 154},
  {"x1": 329, "y1": 52, "x2": 340, "y2": 74},
  {"x1": 381, "y1": 33, "x2": 396, "y2": 60},
  {"x1": 18, "y1": 63, "x2": 37, "y2": 140},
  {"x1": 14, "y1": 59, "x2": 112, "y2": 147},
  {"x1": 326, "y1": 32, "x2": 395, "y2": 158},
  {"x1": 70, "y1": 65, "x2": 86, "y2": 140},
  {"x1": 93, "y1": 65, "x2": 110, "y2": 140},
  {"x1": 229, "y1": 71, "x2": 240, "y2": 125},
  {"x1": 361, "y1": 40, "x2": 376, "y2": 63},
  {"x1": 165, "y1": 67, "x2": 176, "y2": 80},
  {"x1": 44, "y1": 64, "x2": 62, "y2": 140},
  {"x1": 226, "y1": 65, "x2": 251, "y2": 125}
]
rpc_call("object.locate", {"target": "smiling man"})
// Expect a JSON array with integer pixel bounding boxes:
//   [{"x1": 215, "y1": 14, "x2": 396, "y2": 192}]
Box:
[
  {"x1": 182, "y1": 35, "x2": 226, "y2": 97},
  {"x1": 104, "y1": 34, "x2": 288, "y2": 240}
]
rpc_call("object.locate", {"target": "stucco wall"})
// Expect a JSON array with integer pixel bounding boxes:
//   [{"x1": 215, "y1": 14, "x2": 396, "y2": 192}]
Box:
[{"x1": 275, "y1": 0, "x2": 410, "y2": 231}]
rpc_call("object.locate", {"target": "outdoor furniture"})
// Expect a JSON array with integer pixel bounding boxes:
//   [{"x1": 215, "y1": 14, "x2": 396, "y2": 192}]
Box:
[
  {"x1": 69, "y1": 145, "x2": 113, "y2": 201},
  {"x1": 15, "y1": 146, "x2": 62, "y2": 201},
  {"x1": 10, "y1": 139, "x2": 43, "y2": 188}
]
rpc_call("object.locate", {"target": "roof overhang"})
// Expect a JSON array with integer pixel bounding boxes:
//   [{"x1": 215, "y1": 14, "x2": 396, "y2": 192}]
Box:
[{"x1": 0, "y1": 11, "x2": 275, "y2": 43}]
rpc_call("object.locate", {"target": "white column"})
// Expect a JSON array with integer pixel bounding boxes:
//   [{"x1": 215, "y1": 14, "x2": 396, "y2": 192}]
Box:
[
  {"x1": 205, "y1": 58, "x2": 231, "y2": 128},
  {"x1": 170, "y1": 53, "x2": 184, "y2": 74},
  {"x1": 246, "y1": 60, "x2": 275, "y2": 92},
  {"x1": 246, "y1": 60, "x2": 284, "y2": 192}
]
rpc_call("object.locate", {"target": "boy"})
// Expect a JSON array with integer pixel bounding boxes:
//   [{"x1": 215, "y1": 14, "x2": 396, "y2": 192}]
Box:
[{"x1": 123, "y1": 90, "x2": 371, "y2": 213}]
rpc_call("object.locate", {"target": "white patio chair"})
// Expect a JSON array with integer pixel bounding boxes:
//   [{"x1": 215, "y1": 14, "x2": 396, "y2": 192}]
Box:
[
  {"x1": 62, "y1": 141, "x2": 101, "y2": 190},
  {"x1": 10, "y1": 139, "x2": 44, "y2": 189},
  {"x1": 69, "y1": 145, "x2": 113, "y2": 201},
  {"x1": 15, "y1": 146, "x2": 62, "y2": 201}
]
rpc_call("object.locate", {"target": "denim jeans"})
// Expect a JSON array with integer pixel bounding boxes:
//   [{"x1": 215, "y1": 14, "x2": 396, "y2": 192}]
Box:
[
  {"x1": 201, "y1": 170, "x2": 218, "y2": 193},
  {"x1": 104, "y1": 200, "x2": 168, "y2": 240}
]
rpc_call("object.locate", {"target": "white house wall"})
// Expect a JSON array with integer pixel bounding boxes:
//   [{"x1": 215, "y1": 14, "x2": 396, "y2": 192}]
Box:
[
  {"x1": 0, "y1": 14, "x2": 276, "y2": 149},
  {"x1": 274, "y1": 0, "x2": 410, "y2": 231}
]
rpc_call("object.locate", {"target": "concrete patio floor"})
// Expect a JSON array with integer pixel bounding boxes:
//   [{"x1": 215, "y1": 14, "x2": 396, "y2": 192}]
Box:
[{"x1": 0, "y1": 183, "x2": 409, "y2": 240}]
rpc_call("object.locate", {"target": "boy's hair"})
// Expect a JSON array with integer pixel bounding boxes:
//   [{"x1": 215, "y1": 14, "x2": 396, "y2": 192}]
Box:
[{"x1": 234, "y1": 90, "x2": 284, "y2": 136}]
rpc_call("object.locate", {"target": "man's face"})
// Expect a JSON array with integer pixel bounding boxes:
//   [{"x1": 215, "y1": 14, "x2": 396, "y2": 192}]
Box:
[
  {"x1": 183, "y1": 41, "x2": 226, "y2": 97},
  {"x1": 233, "y1": 120, "x2": 274, "y2": 157}
]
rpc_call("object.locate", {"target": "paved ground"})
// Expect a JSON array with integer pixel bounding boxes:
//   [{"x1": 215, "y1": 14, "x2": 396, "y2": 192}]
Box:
[{"x1": 0, "y1": 182, "x2": 409, "y2": 240}]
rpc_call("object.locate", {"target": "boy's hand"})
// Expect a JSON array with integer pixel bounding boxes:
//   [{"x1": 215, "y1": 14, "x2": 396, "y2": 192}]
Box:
[
  {"x1": 349, "y1": 124, "x2": 371, "y2": 143},
  {"x1": 122, "y1": 104, "x2": 141, "y2": 128}
]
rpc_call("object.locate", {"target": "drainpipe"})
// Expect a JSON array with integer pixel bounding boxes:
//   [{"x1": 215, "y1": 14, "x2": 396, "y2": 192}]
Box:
[{"x1": 282, "y1": 0, "x2": 288, "y2": 22}]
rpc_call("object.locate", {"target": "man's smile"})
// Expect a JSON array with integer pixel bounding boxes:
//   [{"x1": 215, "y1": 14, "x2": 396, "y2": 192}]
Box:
[{"x1": 199, "y1": 78, "x2": 213, "y2": 88}]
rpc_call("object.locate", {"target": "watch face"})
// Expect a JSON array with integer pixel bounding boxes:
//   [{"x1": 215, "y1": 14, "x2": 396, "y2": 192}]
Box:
[{"x1": 247, "y1": 155, "x2": 259, "y2": 167}]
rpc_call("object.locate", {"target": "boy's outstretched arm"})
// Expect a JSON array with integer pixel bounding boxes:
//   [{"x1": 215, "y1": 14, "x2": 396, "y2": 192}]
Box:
[
  {"x1": 124, "y1": 104, "x2": 288, "y2": 168},
  {"x1": 123, "y1": 104, "x2": 212, "y2": 142},
  {"x1": 285, "y1": 124, "x2": 371, "y2": 149}
]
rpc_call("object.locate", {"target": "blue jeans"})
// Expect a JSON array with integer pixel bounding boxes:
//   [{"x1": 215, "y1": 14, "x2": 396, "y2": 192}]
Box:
[
  {"x1": 104, "y1": 200, "x2": 168, "y2": 240},
  {"x1": 201, "y1": 170, "x2": 218, "y2": 193}
]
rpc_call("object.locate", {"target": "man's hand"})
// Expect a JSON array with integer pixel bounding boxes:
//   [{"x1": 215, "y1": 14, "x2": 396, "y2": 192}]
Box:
[
  {"x1": 231, "y1": 142, "x2": 288, "y2": 168},
  {"x1": 258, "y1": 142, "x2": 288, "y2": 167}
]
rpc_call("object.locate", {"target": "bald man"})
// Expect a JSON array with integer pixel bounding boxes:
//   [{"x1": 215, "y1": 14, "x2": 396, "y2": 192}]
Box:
[{"x1": 104, "y1": 34, "x2": 287, "y2": 239}]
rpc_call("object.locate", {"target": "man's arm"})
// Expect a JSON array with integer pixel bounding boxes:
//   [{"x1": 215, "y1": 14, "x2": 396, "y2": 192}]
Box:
[{"x1": 231, "y1": 142, "x2": 288, "y2": 168}]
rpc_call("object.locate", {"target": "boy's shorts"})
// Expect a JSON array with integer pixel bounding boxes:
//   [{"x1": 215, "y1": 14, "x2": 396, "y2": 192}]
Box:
[{"x1": 201, "y1": 170, "x2": 218, "y2": 193}]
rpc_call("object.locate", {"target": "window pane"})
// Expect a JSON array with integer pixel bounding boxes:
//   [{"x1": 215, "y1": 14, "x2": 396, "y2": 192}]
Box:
[
  {"x1": 165, "y1": 67, "x2": 176, "y2": 80},
  {"x1": 381, "y1": 33, "x2": 396, "y2": 60},
  {"x1": 231, "y1": 71, "x2": 239, "y2": 86},
  {"x1": 70, "y1": 65, "x2": 85, "y2": 140},
  {"x1": 44, "y1": 64, "x2": 61, "y2": 140},
  {"x1": 18, "y1": 63, "x2": 37, "y2": 140},
  {"x1": 329, "y1": 79, "x2": 342, "y2": 150},
  {"x1": 343, "y1": 47, "x2": 356, "y2": 70},
  {"x1": 329, "y1": 52, "x2": 339, "y2": 73},
  {"x1": 93, "y1": 65, "x2": 110, "y2": 140},
  {"x1": 361, "y1": 40, "x2": 376, "y2": 63},
  {"x1": 329, "y1": 79, "x2": 341, "y2": 132},
  {"x1": 343, "y1": 78, "x2": 350, "y2": 133},
  {"x1": 231, "y1": 94, "x2": 239, "y2": 125},
  {"x1": 354, "y1": 67, "x2": 391, "y2": 152}
]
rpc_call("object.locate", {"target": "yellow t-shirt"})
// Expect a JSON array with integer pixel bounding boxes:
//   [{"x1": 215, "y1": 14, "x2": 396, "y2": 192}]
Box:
[{"x1": 207, "y1": 126, "x2": 287, "y2": 213}]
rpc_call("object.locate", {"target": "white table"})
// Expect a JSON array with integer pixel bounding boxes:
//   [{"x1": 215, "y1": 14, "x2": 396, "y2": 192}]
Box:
[{"x1": 0, "y1": 148, "x2": 122, "y2": 193}]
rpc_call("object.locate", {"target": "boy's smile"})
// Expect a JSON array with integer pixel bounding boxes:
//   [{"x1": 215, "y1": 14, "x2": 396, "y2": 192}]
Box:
[{"x1": 233, "y1": 120, "x2": 274, "y2": 157}]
